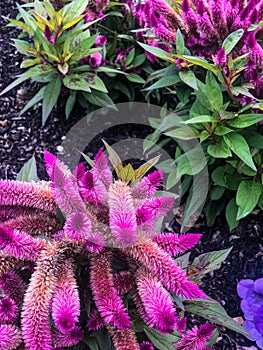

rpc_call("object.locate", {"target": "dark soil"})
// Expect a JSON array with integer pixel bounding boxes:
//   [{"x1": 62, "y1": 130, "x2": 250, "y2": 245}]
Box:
[{"x1": 1, "y1": 1, "x2": 263, "y2": 350}]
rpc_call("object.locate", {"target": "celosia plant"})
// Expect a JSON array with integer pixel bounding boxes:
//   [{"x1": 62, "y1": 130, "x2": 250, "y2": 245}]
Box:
[
  {"x1": 237, "y1": 278, "x2": 263, "y2": 349},
  {"x1": 0, "y1": 148, "x2": 248, "y2": 349}
]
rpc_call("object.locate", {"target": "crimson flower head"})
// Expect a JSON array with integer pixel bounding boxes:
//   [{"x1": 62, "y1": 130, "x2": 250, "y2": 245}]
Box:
[{"x1": 44, "y1": 25, "x2": 55, "y2": 45}]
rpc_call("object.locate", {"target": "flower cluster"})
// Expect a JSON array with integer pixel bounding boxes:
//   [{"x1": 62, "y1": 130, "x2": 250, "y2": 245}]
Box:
[
  {"x1": 0, "y1": 149, "x2": 215, "y2": 349},
  {"x1": 237, "y1": 278, "x2": 263, "y2": 349}
]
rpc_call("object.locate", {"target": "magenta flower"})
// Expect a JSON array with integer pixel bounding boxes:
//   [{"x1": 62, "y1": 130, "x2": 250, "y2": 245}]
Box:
[
  {"x1": 0, "y1": 271, "x2": 25, "y2": 304},
  {"x1": 85, "y1": 231, "x2": 105, "y2": 253},
  {"x1": 52, "y1": 326, "x2": 84, "y2": 347},
  {"x1": 93, "y1": 149, "x2": 112, "y2": 188},
  {"x1": 51, "y1": 262, "x2": 80, "y2": 333},
  {"x1": 64, "y1": 211, "x2": 92, "y2": 242},
  {"x1": 44, "y1": 25, "x2": 55, "y2": 45},
  {"x1": 90, "y1": 252, "x2": 131, "y2": 329},
  {"x1": 89, "y1": 52, "x2": 103, "y2": 67},
  {"x1": 0, "y1": 226, "x2": 45, "y2": 261},
  {"x1": 132, "y1": 170, "x2": 163, "y2": 199},
  {"x1": 95, "y1": 35, "x2": 107, "y2": 46},
  {"x1": 140, "y1": 341, "x2": 154, "y2": 350},
  {"x1": 107, "y1": 325, "x2": 140, "y2": 350},
  {"x1": 113, "y1": 271, "x2": 135, "y2": 295},
  {"x1": 153, "y1": 233, "x2": 202, "y2": 257},
  {"x1": 87, "y1": 309, "x2": 104, "y2": 331},
  {"x1": 213, "y1": 48, "x2": 227, "y2": 65},
  {"x1": 109, "y1": 181, "x2": 137, "y2": 246},
  {"x1": 0, "y1": 297, "x2": 18, "y2": 324},
  {"x1": 136, "y1": 269, "x2": 177, "y2": 333},
  {"x1": 0, "y1": 324, "x2": 22, "y2": 350},
  {"x1": 175, "y1": 324, "x2": 215, "y2": 350},
  {"x1": 126, "y1": 241, "x2": 206, "y2": 299}
]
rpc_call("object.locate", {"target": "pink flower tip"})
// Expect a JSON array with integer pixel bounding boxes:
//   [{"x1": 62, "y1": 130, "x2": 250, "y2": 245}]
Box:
[
  {"x1": 0, "y1": 297, "x2": 18, "y2": 324},
  {"x1": 89, "y1": 52, "x2": 102, "y2": 67},
  {"x1": 95, "y1": 35, "x2": 107, "y2": 46},
  {"x1": 140, "y1": 341, "x2": 154, "y2": 350},
  {"x1": 64, "y1": 212, "x2": 91, "y2": 241}
]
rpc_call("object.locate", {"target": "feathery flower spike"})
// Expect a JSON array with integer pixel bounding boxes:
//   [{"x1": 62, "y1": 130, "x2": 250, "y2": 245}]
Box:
[
  {"x1": 126, "y1": 240, "x2": 206, "y2": 299},
  {"x1": 52, "y1": 326, "x2": 84, "y2": 347},
  {"x1": 107, "y1": 324, "x2": 140, "y2": 350},
  {"x1": 175, "y1": 324, "x2": 215, "y2": 350},
  {"x1": 64, "y1": 211, "x2": 92, "y2": 242},
  {"x1": 0, "y1": 324, "x2": 22, "y2": 350},
  {"x1": 90, "y1": 251, "x2": 131, "y2": 329},
  {"x1": 0, "y1": 297, "x2": 18, "y2": 324},
  {"x1": 51, "y1": 261, "x2": 80, "y2": 333},
  {"x1": 87, "y1": 309, "x2": 104, "y2": 331},
  {"x1": 109, "y1": 181, "x2": 137, "y2": 246},
  {"x1": 140, "y1": 341, "x2": 154, "y2": 350},
  {"x1": 0, "y1": 271, "x2": 26, "y2": 304}
]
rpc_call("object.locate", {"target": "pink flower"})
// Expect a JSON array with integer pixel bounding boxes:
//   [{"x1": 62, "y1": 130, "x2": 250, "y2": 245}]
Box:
[
  {"x1": 153, "y1": 233, "x2": 202, "y2": 256},
  {"x1": 90, "y1": 252, "x2": 131, "y2": 329},
  {"x1": 0, "y1": 271, "x2": 25, "y2": 304},
  {"x1": 89, "y1": 52, "x2": 103, "y2": 67},
  {"x1": 213, "y1": 48, "x2": 227, "y2": 65},
  {"x1": 44, "y1": 25, "x2": 55, "y2": 45},
  {"x1": 140, "y1": 341, "x2": 154, "y2": 350},
  {"x1": 0, "y1": 324, "x2": 22, "y2": 350},
  {"x1": 87, "y1": 309, "x2": 104, "y2": 330},
  {"x1": 126, "y1": 241, "x2": 206, "y2": 299},
  {"x1": 95, "y1": 35, "x2": 107, "y2": 46},
  {"x1": 93, "y1": 150, "x2": 112, "y2": 188},
  {"x1": 85, "y1": 231, "x2": 105, "y2": 253},
  {"x1": 64, "y1": 212, "x2": 92, "y2": 241},
  {"x1": 107, "y1": 325, "x2": 140, "y2": 350},
  {"x1": 51, "y1": 262, "x2": 80, "y2": 333},
  {"x1": 109, "y1": 181, "x2": 137, "y2": 246},
  {"x1": 113, "y1": 271, "x2": 135, "y2": 295},
  {"x1": 136, "y1": 269, "x2": 177, "y2": 333},
  {"x1": 0, "y1": 226, "x2": 45, "y2": 261},
  {"x1": 175, "y1": 324, "x2": 215, "y2": 350},
  {"x1": 0, "y1": 179, "x2": 56, "y2": 212},
  {"x1": 0, "y1": 297, "x2": 18, "y2": 324},
  {"x1": 52, "y1": 326, "x2": 84, "y2": 347},
  {"x1": 132, "y1": 170, "x2": 163, "y2": 199}
]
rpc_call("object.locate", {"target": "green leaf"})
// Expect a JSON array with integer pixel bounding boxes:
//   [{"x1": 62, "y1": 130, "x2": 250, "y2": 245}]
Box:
[
  {"x1": 210, "y1": 185, "x2": 225, "y2": 200},
  {"x1": 165, "y1": 126, "x2": 199, "y2": 140},
  {"x1": 179, "y1": 70, "x2": 198, "y2": 90},
  {"x1": 65, "y1": 92, "x2": 76, "y2": 119},
  {"x1": 84, "y1": 91, "x2": 115, "y2": 108},
  {"x1": 62, "y1": 0, "x2": 90, "y2": 21},
  {"x1": 192, "y1": 248, "x2": 232, "y2": 277},
  {"x1": 0, "y1": 76, "x2": 29, "y2": 97},
  {"x1": 184, "y1": 115, "x2": 218, "y2": 124},
  {"x1": 12, "y1": 39, "x2": 35, "y2": 56},
  {"x1": 142, "y1": 75, "x2": 181, "y2": 91},
  {"x1": 144, "y1": 327, "x2": 180, "y2": 350},
  {"x1": 222, "y1": 29, "x2": 244, "y2": 55},
  {"x1": 214, "y1": 125, "x2": 233, "y2": 136},
  {"x1": 16, "y1": 156, "x2": 38, "y2": 182},
  {"x1": 126, "y1": 73, "x2": 145, "y2": 84},
  {"x1": 42, "y1": 76, "x2": 62, "y2": 126},
  {"x1": 133, "y1": 155, "x2": 161, "y2": 183},
  {"x1": 102, "y1": 140, "x2": 123, "y2": 176},
  {"x1": 70, "y1": 35, "x2": 98, "y2": 63},
  {"x1": 190, "y1": 98, "x2": 210, "y2": 118},
  {"x1": 83, "y1": 74, "x2": 108, "y2": 93},
  {"x1": 82, "y1": 337, "x2": 99, "y2": 350},
  {"x1": 19, "y1": 86, "x2": 45, "y2": 116},
  {"x1": 132, "y1": 54, "x2": 146, "y2": 67},
  {"x1": 226, "y1": 198, "x2": 239, "y2": 231},
  {"x1": 63, "y1": 75, "x2": 91, "y2": 92},
  {"x1": 227, "y1": 113, "x2": 263, "y2": 128},
  {"x1": 21, "y1": 64, "x2": 55, "y2": 78},
  {"x1": 212, "y1": 166, "x2": 226, "y2": 187},
  {"x1": 205, "y1": 71, "x2": 223, "y2": 112},
  {"x1": 223, "y1": 133, "x2": 257, "y2": 171},
  {"x1": 126, "y1": 48, "x2": 135, "y2": 66},
  {"x1": 174, "y1": 54, "x2": 218, "y2": 74},
  {"x1": 176, "y1": 28, "x2": 185, "y2": 55},
  {"x1": 236, "y1": 180, "x2": 262, "y2": 220},
  {"x1": 184, "y1": 298, "x2": 251, "y2": 338},
  {"x1": 137, "y1": 42, "x2": 174, "y2": 62},
  {"x1": 78, "y1": 151, "x2": 94, "y2": 167},
  {"x1": 176, "y1": 148, "x2": 207, "y2": 177},
  {"x1": 195, "y1": 80, "x2": 213, "y2": 111},
  {"x1": 207, "y1": 139, "x2": 232, "y2": 158},
  {"x1": 242, "y1": 130, "x2": 263, "y2": 149}
]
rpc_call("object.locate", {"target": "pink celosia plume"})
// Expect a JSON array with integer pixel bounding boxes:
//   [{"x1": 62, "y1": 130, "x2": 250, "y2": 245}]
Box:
[
  {"x1": 0, "y1": 297, "x2": 18, "y2": 324},
  {"x1": 136, "y1": 268, "x2": 177, "y2": 333},
  {"x1": 93, "y1": 150, "x2": 112, "y2": 188},
  {"x1": 52, "y1": 326, "x2": 84, "y2": 347},
  {"x1": 0, "y1": 271, "x2": 26, "y2": 304},
  {"x1": 175, "y1": 324, "x2": 215, "y2": 350},
  {"x1": 0, "y1": 324, "x2": 22, "y2": 350},
  {"x1": 90, "y1": 252, "x2": 131, "y2": 329},
  {"x1": 64, "y1": 212, "x2": 92, "y2": 242},
  {"x1": 107, "y1": 324, "x2": 140, "y2": 350},
  {"x1": 125, "y1": 241, "x2": 206, "y2": 299},
  {"x1": 51, "y1": 262, "x2": 80, "y2": 334},
  {"x1": 132, "y1": 170, "x2": 163, "y2": 199},
  {"x1": 109, "y1": 181, "x2": 137, "y2": 246},
  {"x1": 87, "y1": 309, "x2": 104, "y2": 331}
]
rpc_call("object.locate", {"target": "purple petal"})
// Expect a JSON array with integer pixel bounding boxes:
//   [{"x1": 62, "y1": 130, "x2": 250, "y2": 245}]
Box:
[
  {"x1": 241, "y1": 299, "x2": 260, "y2": 320},
  {"x1": 237, "y1": 279, "x2": 254, "y2": 298},
  {"x1": 246, "y1": 290, "x2": 263, "y2": 306},
  {"x1": 254, "y1": 278, "x2": 263, "y2": 294},
  {"x1": 254, "y1": 305, "x2": 263, "y2": 334},
  {"x1": 243, "y1": 320, "x2": 258, "y2": 340}
]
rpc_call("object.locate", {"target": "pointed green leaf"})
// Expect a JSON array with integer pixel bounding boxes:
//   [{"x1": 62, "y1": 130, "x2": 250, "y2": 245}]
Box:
[
  {"x1": 165, "y1": 126, "x2": 199, "y2": 140},
  {"x1": 63, "y1": 75, "x2": 91, "y2": 92},
  {"x1": 82, "y1": 74, "x2": 108, "y2": 93},
  {"x1": 126, "y1": 73, "x2": 145, "y2": 84},
  {"x1": 142, "y1": 75, "x2": 181, "y2": 91},
  {"x1": 207, "y1": 140, "x2": 232, "y2": 158},
  {"x1": 144, "y1": 327, "x2": 180, "y2": 350},
  {"x1": 192, "y1": 248, "x2": 232, "y2": 277},
  {"x1": 179, "y1": 70, "x2": 198, "y2": 90},
  {"x1": 0, "y1": 76, "x2": 28, "y2": 97},
  {"x1": 19, "y1": 86, "x2": 45, "y2": 116},
  {"x1": 184, "y1": 115, "x2": 218, "y2": 124},
  {"x1": 184, "y1": 298, "x2": 251, "y2": 338},
  {"x1": 176, "y1": 28, "x2": 186, "y2": 55},
  {"x1": 226, "y1": 198, "x2": 239, "y2": 231},
  {"x1": 65, "y1": 92, "x2": 77, "y2": 119},
  {"x1": 223, "y1": 133, "x2": 257, "y2": 171},
  {"x1": 42, "y1": 76, "x2": 62, "y2": 125},
  {"x1": 16, "y1": 156, "x2": 38, "y2": 182},
  {"x1": 137, "y1": 42, "x2": 174, "y2": 62},
  {"x1": 174, "y1": 55, "x2": 218, "y2": 74},
  {"x1": 102, "y1": 140, "x2": 123, "y2": 176},
  {"x1": 205, "y1": 71, "x2": 223, "y2": 112},
  {"x1": 133, "y1": 155, "x2": 161, "y2": 183},
  {"x1": 227, "y1": 113, "x2": 263, "y2": 128},
  {"x1": 222, "y1": 29, "x2": 244, "y2": 55},
  {"x1": 236, "y1": 180, "x2": 262, "y2": 220}
]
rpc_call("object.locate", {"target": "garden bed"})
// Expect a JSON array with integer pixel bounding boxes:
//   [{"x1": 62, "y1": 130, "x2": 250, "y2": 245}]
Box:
[{"x1": 1, "y1": 1, "x2": 263, "y2": 349}]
